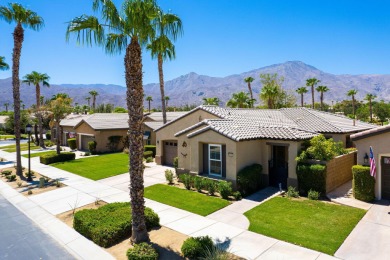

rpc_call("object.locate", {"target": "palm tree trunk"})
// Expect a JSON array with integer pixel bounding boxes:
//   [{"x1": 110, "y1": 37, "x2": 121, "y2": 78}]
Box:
[
  {"x1": 36, "y1": 84, "x2": 45, "y2": 148},
  {"x1": 92, "y1": 96, "x2": 96, "y2": 110},
  {"x1": 158, "y1": 54, "x2": 167, "y2": 124},
  {"x1": 12, "y1": 23, "x2": 24, "y2": 177},
  {"x1": 148, "y1": 100, "x2": 151, "y2": 113},
  {"x1": 320, "y1": 92, "x2": 324, "y2": 111},
  {"x1": 369, "y1": 99, "x2": 373, "y2": 122},
  {"x1": 352, "y1": 97, "x2": 356, "y2": 126},
  {"x1": 301, "y1": 94, "x2": 304, "y2": 107},
  {"x1": 311, "y1": 86, "x2": 315, "y2": 109},
  {"x1": 126, "y1": 37, "x2": 149, "y2": 244},
  {"x1": 56, "y1": 121, "x2": 61, "y2": 154},
  {"x1": 248, "y1": 83, "x2": 253, "y2": 108}
]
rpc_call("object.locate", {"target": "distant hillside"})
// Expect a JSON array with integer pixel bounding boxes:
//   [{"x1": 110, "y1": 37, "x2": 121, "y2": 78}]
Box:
[{"x1": 1, "y1": 61, "x2": 389, "y2": 109}]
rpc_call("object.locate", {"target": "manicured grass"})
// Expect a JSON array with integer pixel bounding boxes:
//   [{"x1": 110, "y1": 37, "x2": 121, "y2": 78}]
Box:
[
  {"x1": 144, "y1": 184, "x2": 230, "y2": 216},
  {"x1": 51, "y1": 153, "x2": 129, "y2": 180},
  {"x1": 1, "y1": 143, "x2": 40, "y2": 152},
  {"x1": 244, "y1": 197, "x2": 366, "y2": 255},
  {"x1": 0, "y1": 134, "x2": 27, "y2": 140},
  {"x1": 22, "y1": 151, "x2": 57, "y2": 158}
]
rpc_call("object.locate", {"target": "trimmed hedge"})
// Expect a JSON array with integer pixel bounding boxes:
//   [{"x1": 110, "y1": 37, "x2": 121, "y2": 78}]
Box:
[
  {"x1": 67, "y1": 138, "x2": 77, "y2": 150},
  {"x1": 237, "y1": 164, "x2": 263, "y2": 196},
  {"x1": 143, "y1": 151, "x2": 153, "y2": 159},
  {"x1": 40, "y1": 152, "x2": 76, "y2": 165},
  {"x1": 88, "y1": 141, "x2": 97, "y2": 155},
  {"x1": 181, "y1": 236, "x2": 214, "y2": 259},
  {"x1": 127, "y1": 242, "x2": 158, "y2": 260},
  {"x1": 296, "y1": 163, "x2": 326, "y2": 195},
  {"x1": 74, "y1": 202, "x2": 160, "y2": 248},
  {"x1": 352, "y1": 165, "x2": 375, "y2": 202},
  {"x1": 144, "y1": 145, "x2": 156, "y2": 157}
]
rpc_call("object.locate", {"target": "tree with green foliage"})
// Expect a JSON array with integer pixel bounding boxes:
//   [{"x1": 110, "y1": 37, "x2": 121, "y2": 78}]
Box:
[
  {"x1": 89, "y1": 90, "x2": 99, "y2": 110},
  {"x1": 296, "y1": 87, "x2": 308, "y2": 107},
  {"x1": 0, "y1": 2, "x2": 44, "y2": 177},
  {"x1": 85, "y1": 96, "x2": 91, "y2": 107},
  {"x1": 364, "y1": 93, "x2": 377, "y2": 123},
  {"x1": 373, "y1": 101, "x2": 390, "y2": 125},
  {"x1": 164, "y1": 96, "x2": 170, "y2": 108},
  {"x1": 3, "y1": 102, "x2": 10, "y2": 113},
  {"x1": 316, "y1": 85, "x2": 329, "y2": 111},
  {"x1": 23, "y1": 71, "x2": 50, "y2": 148},
  {"x1": 259, "y1": 73, "x2": 284, "y2": 109},
  {"x1": 49, "y1": 96, "x2": 72, "y2": 154},
  {"x1": 0, "y1": 56, "x2": 9, "y2": 70},
  {"x1": 306, "y1": 78, "x2": 320, "y2": 109},
  {"x1": 244, "y1": 76, "x2": 255, "y2": 107},
  {"x1": 202, "y1": 97, "x2": 220, "y2": 106},
  {"x1": 114, "y1": 106, "x2": 127, "y2": 113},
  {"x1": 227, "y1": 92, "x2": 253, "y2": 108},
  {"x1": 66, "y1": 0, "x2": 165, "y2": 243},
  {"x1": 145, "y1": 96, "x2": 153, "y2": 112},
  {"x1": 347, "y1": 89, "x2": 358, "y2": 126},
  {"x1": 5, "y1": 111, "x2": 30, "y2": 134}
]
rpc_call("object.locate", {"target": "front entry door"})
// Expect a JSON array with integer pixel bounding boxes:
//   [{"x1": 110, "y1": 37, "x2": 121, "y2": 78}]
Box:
[
  {"x1": 381, "y1": 157, "x2": 390, "y2": 199},
  {"x1": 269, "y1": 146, "x2": 288, "y2": 189}
]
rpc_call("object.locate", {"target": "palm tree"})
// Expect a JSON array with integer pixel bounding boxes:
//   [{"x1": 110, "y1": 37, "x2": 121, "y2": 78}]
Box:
[
  {"x1": 260, "y1": 85, "x2": 279, "y2": 109},
  {"x1": 347, "y1": 89, "x2": 358, "y2": 126},
  {"x1": 89, "y1": 90, "x2": 99, "y2": 110},
  {"x1": 67, "y1": 0, "x2": 160, "y2": 243},
  {"x1": 0, "y1": 3, "x2": 44, "y2": 177},
  {"x1": 365, "y1": 93, "x2": 377, "y2": 123},
  {"x1": 244, "y1": 77, "x2": 255, "y2": 107},
  {"x1": 147, "y1": 10, "x2": 183, "y2": 124},
  {"x1": 49, "y1": 96, "x2": 72, "y2": 154},
  {"x1": 202, "y1": 97, "x2": 220, "y2": 106},
  {"x1": 0, "y1": 56, "x2": 9, "y2": 70},
  {"x1": 296, "y1": 87, "x2": 308, "y2": 107},
  {"x1": 226, "y1": 92, "x2": 252, "y2": 108},
  {"x1": 145, "y1": 96, "x2": 153, "y2": 112},
  {"x1": 306, "y1": 78, "x2": 320, "y2": 109},
  {"x1": 164, "y1": 96, "x2": 170, "y2": 108},
  {"x1": 315, "y1": 85, "x2": 329, "y2": 111},
  {"x1": 85, "y1": 96, "x2": 91, "y2": 107},
  {"x1": 23, "y1": 71, "x2": 50, "y2": 148},
  {"x1": 4, "y1": 103, "x2": 10, "y2": 112}
]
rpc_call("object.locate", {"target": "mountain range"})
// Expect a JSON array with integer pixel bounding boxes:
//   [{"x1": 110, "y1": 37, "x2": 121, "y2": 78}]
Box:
[{"x1": 0, "y1": 61, "x2": 389, "y2": 109}]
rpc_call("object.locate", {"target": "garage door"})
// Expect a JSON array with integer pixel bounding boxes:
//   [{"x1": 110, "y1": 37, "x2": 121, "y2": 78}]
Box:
[
  {"x1": 382, "y1": 157, "x2": 390, "y2": 199},
  {"x1": 81, "y1": 135, "x2": 95, "y2": 151},
  {"x1": 163, "y1": 141, "x2": 178, "y2": 166}
]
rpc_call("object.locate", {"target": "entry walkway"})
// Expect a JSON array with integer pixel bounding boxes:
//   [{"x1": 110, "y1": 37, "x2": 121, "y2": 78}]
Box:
[{"x1": 0, "y1": 150, "x2": 335, "y2": 259}]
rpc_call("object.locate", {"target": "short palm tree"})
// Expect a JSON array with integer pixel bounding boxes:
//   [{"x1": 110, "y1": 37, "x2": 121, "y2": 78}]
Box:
[
  {"x1": 85, "y1": 96, "x2": 91, "y2": 107},
  {"x1": 66, "y1": 0, "x2": 160, "y2": 243},
  {"x1": 306, "y1": 78, "x2": 320, "y2": 109},
  {"x1": 202, "y1": 97, "x2": 220, "y2": 106},
  {"x1": 145, "y1": 96, "x2": 153, "y2": 112},
  {"x1": 260, "y1": 85, "x2": 279, "y2": 109},
  {"x1": 296, "y1": 87, "x2": 308, "y2": 107},
  {"x1": 23, "y1": 71, "x2": 50, "y2": 148},
  {"x1": 365, "y1": 93, "x2": 377, "y2": 123},
  {"x1": 89, "y1": 90, "x2": 99, "y2": 110},
  {"x1": 315, "y1": 85, "x2": 329, "y2": 111},
  {"x1": 0, "y1": 56, "x2": 9, "y2": 70},
  {"x1": 0, "y1": 3, "x2": 44, "y2": 177},
  {"x1": 347, "y1": 89, "x2": 358, "y2": 126},
  {"x1": 164, "y1": 96, "x2": 170, "y2": 108},
  {"x1": 147, "y1": 10, "x2": 182, "y2": 124},
  {"x1": 4, "y1": 102, "x2": 10, "y2": 112},
  {"x1": 227, "y1": 92, "x2": 252, "y2": 108},
  {"x1": 244, "y1": 77, "x2": 255, "y2": 107}
]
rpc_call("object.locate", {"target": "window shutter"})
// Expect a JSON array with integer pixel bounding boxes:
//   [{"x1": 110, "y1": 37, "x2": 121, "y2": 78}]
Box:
[
  {"x1": 222, "y1": 145, "x2": 226, "y2": 178},
  {"x1": 203, "y1": 144, "x2": 209, "y2": 174}
]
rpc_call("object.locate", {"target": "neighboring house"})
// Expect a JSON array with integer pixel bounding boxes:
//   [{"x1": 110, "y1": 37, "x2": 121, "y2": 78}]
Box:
[
  {"x1": 351, "y1": 125, "x2": 390, "y2": 200},
  {"x1": 154, "y1": 106, "x2": 375, "y2": 188},
  {"x1": 57, "y1": 114, "x2": 92, "y2": 145},
  {"x1": 0, "y1": 116, "x2": 8, "y2": 130}
]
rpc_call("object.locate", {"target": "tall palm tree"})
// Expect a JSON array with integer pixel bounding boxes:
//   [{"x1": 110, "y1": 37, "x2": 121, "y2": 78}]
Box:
[
  {"x1": 296, "y1": 87, "x2": 308, "y2": 107},
  {"x1": 0, "y1": 56, "x2": 9, "y2": 70},
  {"x1": 244, "y1": 76, "x2": 255, "y2": 107},
  {"x1": 164, "y1": 96, "x2": 170, "y2": 108},
  {"x1": 4, "y1": 103, "x2": 10, "y2": 112},
  {"x1": 306, "y1": 78, "x2": 320, "y2": 109},
  {"x1": 227, "y1": 92, "x2": 252, "y2": 108},
  {"x1": 67, "y1": 0, "x2": 160, "y2": 243},
  {"x1": 260, "y1": 85, "x2": 279, "y2": 109},
  {"x1": 23, "y1": 71, "x2": 50, "y2": 148},
  {"x1": 147, "y1": 10, "x2": 183, "y2": 124},
  {"x1": 89, "y1": 90, "x2": 99, "y2": 110},
  {"x1": 315, "y1": 85, "x2": 329, "y2": 111},
  {"x1": 85, "y1": 96, "x2": 91, "y2": 107},
  {"x1": 365, "y1": 93, "x2": 377, "y2": 123},
  {"x1": 145, "y1": 96, "x2": 153, "y2": 112},
  {"x1": 347, "y1": 89, "x2": 358, "y2": 126},
  {"x1": 202, "y1": 97, "x2": 220, "y2": 106},
  {"x1": 0, "y1": 3, "x2": 44, "y2": 177}
]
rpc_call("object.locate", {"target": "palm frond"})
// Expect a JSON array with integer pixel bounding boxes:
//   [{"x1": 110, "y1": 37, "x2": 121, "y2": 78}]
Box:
[
  {"x1": 0, "y1": 56, "x2": 9, "y2": 71},
  {"x1": 66, "y1": 15, "x2": 105, "y2": 47},
  {"x1": 106, "y1": 33, "x2": 128, "y2": 54},
  {"x1": 93, "y1": 0, "x2": 123, "y2": 31}
]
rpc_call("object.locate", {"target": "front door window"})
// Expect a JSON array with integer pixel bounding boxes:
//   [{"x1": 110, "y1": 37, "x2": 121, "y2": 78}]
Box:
[{"x1": 209, "y1": 144, "x2": 222, "y2": 176}]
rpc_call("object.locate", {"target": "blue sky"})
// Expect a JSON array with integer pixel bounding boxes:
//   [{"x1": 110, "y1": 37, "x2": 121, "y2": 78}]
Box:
[{"x1": 0, "y1": 0, "x2": 389, "y2": 86}]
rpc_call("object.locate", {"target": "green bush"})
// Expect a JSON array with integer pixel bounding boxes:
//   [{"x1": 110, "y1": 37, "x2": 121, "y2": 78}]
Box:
[
  {"x1": 204, "y1": 179, "x2": 217, "y2": 196},
  {"x1": 308, "y1": 189, "x2": 320, "y2": 200},
  {"x1": 6, "y1": 174, "x2": 16, "y2": 182},
  {"x1": 74, "y1": 203, "x2": 159, "y2": 248},
  {"x1": 165, "y1": 169, "x2": 174, "y2": 184},
  {"x1": 286, "y1": 186, "x2": 299, "y2": 198},
  {"x1": 67, "y1": 138, "x2": 77, "y2": 150},
  {"x1": 237, "y1": 164, "x2": 263, "y2": 196},
  {"x1": 40, "y1": 152, "x2": 76, "y2": 165},
  {"x1": 88, "y1": 141, "x2": 97, "y2": 155},
  {"x1": 352, "y1": 165, "x2": 375, "y2": 202},
  {"x1": 1, "y1": 170, "x2": 12, "y2": 176},
  {"x1": 143, "y1": 151, "x2": 153, "y2": 159},
  {"x1": 46, "y1": 132, "x2": 51, "y2": 140},
  {"x1": 181, "y1": 236, "x2": 214, "y2": 259},
  {"x1": 233, "y1": 191, "x2": 242, "y2": 200},
  {"x1": 44, "y1": 140, "x2": 54, "y2": 147},
  {"x1": 180, "y1": 173, "x2": 192, "y2": 190},
  {"x1": 194, "y1": 176, "x2": 204, "y2": 192},
  {"x1": 173, "y1": 157, "x2": 179, "y2": 173},
  {"x1": 144, "y1": 145, "x2": 156, "y2": 157},
  {"x1": 145, "y1": 157, "x2": 153, "y2": 163},
  {"x1": 218, "y1": 181, "x2": 232, "y2": 199},
  {"x1": 126, "y1": 242, "x2": 158, "y2": 260},
  {"x1": 296, "y1": 163, "x2": 326, "y2": 195}
]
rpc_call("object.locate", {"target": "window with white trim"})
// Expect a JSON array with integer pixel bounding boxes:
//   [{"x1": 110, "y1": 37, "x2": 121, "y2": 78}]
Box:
[{"x1": 209, "y1": 144, "x2": 222, "y2": 176}]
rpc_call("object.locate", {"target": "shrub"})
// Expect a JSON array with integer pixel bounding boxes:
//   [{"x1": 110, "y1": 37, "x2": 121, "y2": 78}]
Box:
[
  {"x1": 45, "y1": 132, "x2": 51, "y2": 140},
  {"x1": 143, "y1": 151, "x2": 153, "y2": 159},
  {"x1": 181, "y1": 236, "x2": 214, "y2": 259},
  {"x1": 296, "y1": 163, "x2": 326, "y2": 195},
  {"x1": 352, "y1": 165, "x2": 375, "y2": 202},
  {"x1": 194, "y1": 176, "x2": 204, "y2": 192},
  {"x1": 1, "y1": 170, "x2": 12, "y2": 176},
  {"x1": 107, "y1": 136, "x2": 122, "y2": 152},
  {"x1": 204, "y1": 179, "x2": 217, "y2": 196},
  {"x1": 144, "y1": 145, "x2": 156, "y2": 157},
  {"x1": 180, "y1": 173, "x2": 192, "y2": 190},
  {"x1": 40, "y1": 152, "x2": 76, "y2": 165},
  {"x1": 199, "y1": 245, "x2": 230, "y2": 260},
  {"x1": 165, "y1": 169, "x2": 174, "y2": 185},
  {"x1": 308, "y1": 189, "x2": 320, "y2": 200},
  {"x1": 218, "y1": 181, "x2": 232, "y2": 199},
  {"x1": 44, "y1": 140, "x2": 54, "y2": 147},
  {"x1": 173, "y1": 157, "x2": 179, "y2": 173},
  {"x1": 145, "y1": 157, "x2": 153, "y2": 163},
  {"x1": 74, "y1": 203, "x2": 159, "y2": 248},
  {"x1": 6, "y1": 174, "x2": 16, "y2": 182},
  {"x1": 233, "y1": 191, "x2": 242, "y2": 200},
  {"x1": 237, "y1": 164, "x2": 263, "y2": 196},
  {"x1": 296, "y1": 134, "x2": 346, "y2": 162},
  {"x1": 126, "y1": 243, "x2": 158, "y2": 260},
  {"x1": 67, "y1": 138, "x2": 77, "y2": 150},
  {"x1": 88, "y1": 141, "x2": 97, "y2": 155},
  {"x1": 286, "y1": 186, "x2": 299, "y2": 198}
]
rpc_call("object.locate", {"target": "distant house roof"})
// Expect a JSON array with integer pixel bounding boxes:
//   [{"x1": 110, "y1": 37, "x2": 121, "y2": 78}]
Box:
[
  {"x1": 145, "y1": 112, "x2": 187, "y2": 122},
  {"x1": 60, "y1": 114, "x2": 91, "y2": 127},
  {"x1": 0, "y1": 115, "x2": 8, "y2": 125},
  {"x1": 144, "y1": 121, "x2": 164, "y2": 131},
  {"x1": 74, "y1": 113, "x2": 129, "y2": 130},
  {"x1": 350, "y1": 124, "x2": 390, "y2": 141}
]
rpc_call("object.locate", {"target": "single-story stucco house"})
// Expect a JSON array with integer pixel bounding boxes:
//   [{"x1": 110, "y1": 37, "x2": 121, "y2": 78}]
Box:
[
  {"x1": 351, "y1": 125, "x2": 390, "y2": 200},
  {"x1": 154, "y1": 105, "x2": 376, "y2": 188}
]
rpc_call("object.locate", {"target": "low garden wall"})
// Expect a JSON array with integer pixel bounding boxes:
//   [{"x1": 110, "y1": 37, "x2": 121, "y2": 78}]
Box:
[{"x1": 325, "y1": 151, "x2": 356, "y2": 193}]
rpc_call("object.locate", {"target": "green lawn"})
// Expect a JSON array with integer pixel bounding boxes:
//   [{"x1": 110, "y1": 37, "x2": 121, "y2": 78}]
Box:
[
  {"x1": 244, "y1": 197, "x2": 366, "y2": 255},
  {"x1": 1, "y1": 143, "x2": 40, "y2": 152},
  {"x1": 0, "y1": 134, "x2": 28, "y2": 140},
  {"x1": 144, "y1": 184, "x2": 230, "y2": 216},
  {"x1": 22, "y1": 150, "x2": 57, "y2": 158},
  {"x1": 51, "y1": 153, "x2": 129, "y2": 180}
]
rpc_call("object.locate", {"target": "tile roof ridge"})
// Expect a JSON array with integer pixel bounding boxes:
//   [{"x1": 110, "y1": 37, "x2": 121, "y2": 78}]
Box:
[{"x1": 299, "y1": 107, "x2": 344, "y2": 132}]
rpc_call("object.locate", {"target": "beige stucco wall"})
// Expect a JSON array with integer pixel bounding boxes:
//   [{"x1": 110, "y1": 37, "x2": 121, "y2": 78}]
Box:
[
  {"x1": 329, "y1": 133, "x2": 348, "y2": 146},
  {"x1": 144, "y1": 125, "x2": 156, "y2": 145},
  {"x1": 353, "y1": 132, "x2": 390, "y2": 199}
]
